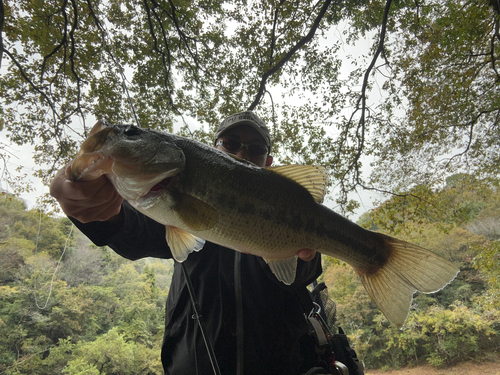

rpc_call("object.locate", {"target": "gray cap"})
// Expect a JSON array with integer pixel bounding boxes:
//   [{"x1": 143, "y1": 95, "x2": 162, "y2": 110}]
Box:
[{"x1": 214, "y1": 111, "x2": 271, "y2": 150}]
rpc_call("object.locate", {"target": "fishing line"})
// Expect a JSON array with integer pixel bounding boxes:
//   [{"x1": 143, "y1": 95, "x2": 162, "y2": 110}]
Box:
[
  {"x1": 92, "y1": 5, "x2": 221, "y2": 372},
  {"x1": 0, "y1": 146, "x2": 67, "y2": 310},
  {"x1": 33, "y1": 215, "x2": 74, "y2": 310},
  {"x1": 234, "y1": 252, "x2": 244, "y2": 375},
  {"x1": 30, "y1": 2, "x2": 132, "y2": 309},
  {"x1": 91, "y1": 5, "x2": 140, "y2": 128}
]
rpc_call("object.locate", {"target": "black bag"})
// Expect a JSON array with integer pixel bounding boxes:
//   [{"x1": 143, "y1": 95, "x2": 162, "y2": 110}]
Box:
[{"x1": 298, "y1": 282, "x2": 364, "y2": 375}]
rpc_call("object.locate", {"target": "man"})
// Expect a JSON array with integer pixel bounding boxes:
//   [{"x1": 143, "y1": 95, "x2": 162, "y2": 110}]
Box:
[{"x1": 50, "y1": 111, "x2": 322, "y2": 374}]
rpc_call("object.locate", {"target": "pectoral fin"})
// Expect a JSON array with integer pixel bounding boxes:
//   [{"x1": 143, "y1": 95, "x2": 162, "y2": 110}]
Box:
[
  {"x1": 172, "y1": 193, "x2": 218, "y2": 231},
  {"x1": 165, "y1": 226, "x2": 205, "y2": 262},
  {"x1": 264, "y1": 256, "x2": 298, "y2": 285}
]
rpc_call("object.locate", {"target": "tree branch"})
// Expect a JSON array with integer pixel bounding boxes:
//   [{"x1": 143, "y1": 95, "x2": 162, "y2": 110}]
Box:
[
  {"x1": 343, "y1": 0, "x2": 393, "y2": 184},
  {"x1": 2, "y1": 49, "x2": 59, "y2": 119},
  {"x1": 166, "y1": 0, "x2": 203, "y2": 80},
  {"x1": 248, "y1": 0, "x2": 333, "y2": 110},
  {"x1": 0, "y1": 0, "x2": 4, "y2": 69},
  {"x1": 269, "y1": 0, "x2": 287, "y2": 67},
  {"x1": 40, "y1": 0, "x2": 68, "y2": 82},
  {"x1": 143, "y1": 0, "x2": 175, "y2": 108},
  {"x1": 68, "y1": 0, "x2": 85, "y2": 122},
  {"x1": 489, "y1": 14, "x2": 500, "y2": 81},
  {"x1": 85, "y1": 0, "x2": 140, "y2": 125}
]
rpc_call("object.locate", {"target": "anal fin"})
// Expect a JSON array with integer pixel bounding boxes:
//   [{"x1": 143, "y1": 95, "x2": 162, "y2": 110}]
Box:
[
  {"x1": 166, "y1": 226, "x2": 205, "y2": 262},
  {"x1": 264, "y1": 256, "x2": 298, "y2": 285}
]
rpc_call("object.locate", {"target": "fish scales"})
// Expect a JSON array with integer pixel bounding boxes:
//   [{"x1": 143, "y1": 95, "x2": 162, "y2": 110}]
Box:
[
  {"x1": 176, "y1": 136, "x2": 382, "y2": 265},
  {"x1": 71, "y1": 121, "x2": 460, "y2": 327}
]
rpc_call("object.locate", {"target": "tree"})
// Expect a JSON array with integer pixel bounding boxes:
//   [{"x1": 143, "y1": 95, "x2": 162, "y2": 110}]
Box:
[
  {"x1": 61, "y1": 328, "x2": 163, "y2": 374},
  {"x1": 367, "y1": 1, "x2": 500, "y2": 191},
  {"x1": 325, "y1": 175, "x2": 500, "y2": 369},
  {"x1": 2, "y1": 0, "x2": 499, "y2": 213},
  {"x1": 472, "y1": 241, "x2": 500, "y2": 310},
  {"x1": 0, "y1": 195, "x2": 169, "y2": 374},
  {"x1": 0, "y1": 250, "x2": 166, "y2": 374},
  {"x1": 59, "y1": 241, "x2": 109, "y2": 287},
  {"x1": 360, "y1": 174, "x2": 500, "y2": 233}
]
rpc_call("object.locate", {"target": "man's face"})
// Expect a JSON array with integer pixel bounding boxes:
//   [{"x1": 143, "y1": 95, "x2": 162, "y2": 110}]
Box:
[{"x1": 215, "y1": 125, "x2": 273, "y2": 167}]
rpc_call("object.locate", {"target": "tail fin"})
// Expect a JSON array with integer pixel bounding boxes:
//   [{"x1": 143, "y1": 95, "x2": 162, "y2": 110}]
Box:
[{"x1": 360, "y1": 236, "x2": 459, "y2": 328}]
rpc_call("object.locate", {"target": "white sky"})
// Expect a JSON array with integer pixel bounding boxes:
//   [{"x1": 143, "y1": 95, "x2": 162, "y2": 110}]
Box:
[
  {"x1": 0, "y1": 20, "x2": 384, "y2": 222},
  {"x1": 0, "y1": 118, "x2": 380, "y2": 224}
]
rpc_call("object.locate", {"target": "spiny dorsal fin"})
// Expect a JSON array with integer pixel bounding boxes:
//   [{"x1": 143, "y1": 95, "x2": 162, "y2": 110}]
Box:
[
  {"x1": 267, "y1": 165, "x2": 328, "y2": 203},
  {"x1": 165, "y1": 226, "x2": 205, "y2": 262},
  {"x1": 172, "y1": 193, "x2": 218, "y2": 231}
]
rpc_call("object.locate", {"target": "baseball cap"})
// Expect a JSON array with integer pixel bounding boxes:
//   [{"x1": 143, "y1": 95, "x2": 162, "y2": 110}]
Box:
[{"x1": 214, "y1": 111, "x2": 272, "y2": 151}]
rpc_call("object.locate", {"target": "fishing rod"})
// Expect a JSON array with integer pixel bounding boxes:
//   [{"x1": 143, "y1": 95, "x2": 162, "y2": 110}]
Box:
[{"x1": 180, "y1": 262, "x2": 222, "y2": 375}]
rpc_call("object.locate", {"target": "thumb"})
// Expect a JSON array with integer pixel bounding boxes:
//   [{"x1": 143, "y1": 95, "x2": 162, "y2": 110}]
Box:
[{"x1": 64, "y1": 163, "x2": 72, "y2": 180}]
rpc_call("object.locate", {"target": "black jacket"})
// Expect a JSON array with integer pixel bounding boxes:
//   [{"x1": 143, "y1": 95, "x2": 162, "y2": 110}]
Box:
[{"x1": 72, "y1": 201, "x2": 323, "y2": 374}]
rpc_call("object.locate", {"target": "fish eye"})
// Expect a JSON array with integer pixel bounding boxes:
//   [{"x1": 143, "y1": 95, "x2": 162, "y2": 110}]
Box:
[{"x1": 124, "y1": 126, "x2": 141, "y2": 137}]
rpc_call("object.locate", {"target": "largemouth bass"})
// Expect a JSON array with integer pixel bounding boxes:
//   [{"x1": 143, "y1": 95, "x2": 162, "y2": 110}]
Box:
[{"x1": 71, "y1": 121, "x2": 459, "y2": 327}]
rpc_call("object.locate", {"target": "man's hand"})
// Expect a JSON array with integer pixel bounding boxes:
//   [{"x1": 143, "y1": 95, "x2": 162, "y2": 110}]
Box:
[
  {"x1": 50, "y1": 164, "x2": 124, "y2": 223},
  {"x1": 297, "y1": 249, "x2": 316, "y2": 262}
]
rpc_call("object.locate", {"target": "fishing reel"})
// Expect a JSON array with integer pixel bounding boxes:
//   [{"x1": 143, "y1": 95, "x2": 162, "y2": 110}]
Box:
[
  {"x1": 303, "y1": 282, "x2": 364, "y2": 375},
  {"x1": 302, "y1": 362, "x2": 349, "y2": 375},
  {"x1": 301, "y1": 361, "x2": 350, "y2": 375}
]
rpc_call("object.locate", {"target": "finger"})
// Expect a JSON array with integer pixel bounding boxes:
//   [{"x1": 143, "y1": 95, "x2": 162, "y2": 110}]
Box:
[
  {"x1": 297, "y1": 248, "x2": 316, "y2": 262},
  {"x1": 64, "y1": 163, "x2": 72, "y2": 179},
  {"x1": 51, "y1": 163, "x2": 110, "y2": 202},
  {"x1": 58, "y1": 173, "x2": 114, "y2": 206},
  {"x1": 71, "y1": 191, "x2": 124, "y2": 223},
  {"x1": 95, "y1": 196, "x2": 124, "y2": 222},
  {"x1": 50, "y1": 164, "x2": 72, "y2": 198}
]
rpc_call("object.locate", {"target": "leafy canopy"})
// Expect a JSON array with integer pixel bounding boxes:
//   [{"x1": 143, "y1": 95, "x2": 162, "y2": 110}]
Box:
[{"x1": 1, "y1": 0, "x2": 499, "y2": 213}]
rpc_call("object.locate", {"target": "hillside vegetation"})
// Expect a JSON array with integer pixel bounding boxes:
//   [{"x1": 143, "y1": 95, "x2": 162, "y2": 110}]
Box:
[
  {"x1": 0, "y1": 175, "x2": 499, "y2": 373},
  {"x1": 0, "y1": 194, "x2": 174, "y2": 374},
  {"x1": 324, "y1": 175, "x2": 500, "y2": 370}
]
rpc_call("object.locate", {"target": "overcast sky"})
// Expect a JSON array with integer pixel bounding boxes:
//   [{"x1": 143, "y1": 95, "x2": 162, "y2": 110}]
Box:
[{"x1": 0, "y1": 21, "x2": 382, "y2": 221}]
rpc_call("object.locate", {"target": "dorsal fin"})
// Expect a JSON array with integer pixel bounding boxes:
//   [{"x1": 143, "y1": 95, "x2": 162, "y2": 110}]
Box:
[{"x1": 267, "y1": 165, "x2": 328, "y2": 203}]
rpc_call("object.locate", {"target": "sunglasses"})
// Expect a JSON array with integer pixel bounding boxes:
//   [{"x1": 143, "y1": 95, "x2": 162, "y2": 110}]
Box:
[{"x1": 216, "y1": 138, "x2": 269, "y2": 157}]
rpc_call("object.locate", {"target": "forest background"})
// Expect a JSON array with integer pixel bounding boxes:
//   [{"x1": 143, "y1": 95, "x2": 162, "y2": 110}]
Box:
[
  {"x1": 1, "y1": 0, "x2": 500, "y2": 373},
  {"x1": 1, "y1": 176, "x2": 499, "y2": 374}
]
